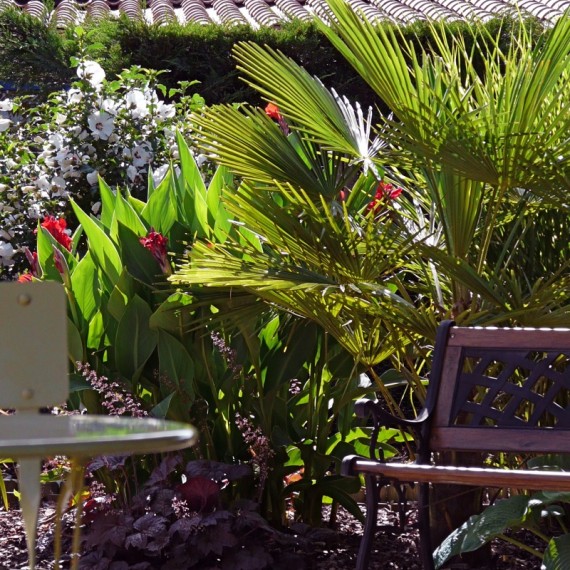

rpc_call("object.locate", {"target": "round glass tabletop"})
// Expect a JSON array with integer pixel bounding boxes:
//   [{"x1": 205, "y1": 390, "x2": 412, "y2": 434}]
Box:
[{"x1": 0, "y1": 414, "x2": 198, "y2": 458}]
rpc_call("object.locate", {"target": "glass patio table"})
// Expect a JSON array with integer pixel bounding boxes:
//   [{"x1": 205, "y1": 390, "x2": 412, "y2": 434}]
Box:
[
  {"x1": 0, "y1": 282, "x2": 198, "y2": 569},
  {"x1": 0, "y1": 414, "x2": 198, "y2": 570}
]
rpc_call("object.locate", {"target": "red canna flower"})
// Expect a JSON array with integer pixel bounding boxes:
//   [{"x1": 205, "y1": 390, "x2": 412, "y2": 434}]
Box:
[
  {"x1": 367, "y1": 181, "x2": 403, "y2": 215},
  {"x1": 264, "y1": 102, "x2": 281, "y2": 121},
  {"x1": 139, "y1": 228, "x2": 170, "y2": 274},
  {"x1": 264, "y1": 102, "x2": 290, "y2": 136},
  {"x1": 40, "y1": 216, "x2": 73, "y2": 251}
]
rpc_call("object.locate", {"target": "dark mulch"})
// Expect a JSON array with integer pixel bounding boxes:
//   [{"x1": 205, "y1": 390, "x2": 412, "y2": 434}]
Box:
[{"x1": 0, "y1": 500, "x2": 543, "y2": 570}]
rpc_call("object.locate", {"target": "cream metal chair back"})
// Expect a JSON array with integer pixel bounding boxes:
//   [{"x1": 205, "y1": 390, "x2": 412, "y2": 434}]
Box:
[{"x1": 0, "y1": 281, "x2": 69, "y2": 412}]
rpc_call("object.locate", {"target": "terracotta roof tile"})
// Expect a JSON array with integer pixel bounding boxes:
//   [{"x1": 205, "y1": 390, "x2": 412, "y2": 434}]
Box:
[{"x1": 0, "y1": 0, "x2": 566, "y2": 28}]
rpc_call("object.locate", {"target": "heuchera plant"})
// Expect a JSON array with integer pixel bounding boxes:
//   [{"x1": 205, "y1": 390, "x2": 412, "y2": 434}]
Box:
[{"x1": 60, "y1": 456, "x2": 307, "y2": 570}]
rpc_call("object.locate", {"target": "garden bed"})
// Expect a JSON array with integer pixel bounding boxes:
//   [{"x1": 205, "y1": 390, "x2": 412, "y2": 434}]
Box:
[{"x1": 0, "y1": 501, "x2": 540, "y2": 569}]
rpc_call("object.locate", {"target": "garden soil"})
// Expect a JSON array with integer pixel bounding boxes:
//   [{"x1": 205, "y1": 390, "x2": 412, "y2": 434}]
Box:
[{"x1": 0, "y1": 502, "x2": 540, "y2": 569}]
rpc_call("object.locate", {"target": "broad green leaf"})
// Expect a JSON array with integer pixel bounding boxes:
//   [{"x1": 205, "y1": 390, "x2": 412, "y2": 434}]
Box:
[
  {"x1": 87, "y1": 310, "x2": 105, "y2": 350},
  {"x1": 177, "y1": 130, "x2": 206, "y2": 198},
  {"x1": 114, "y1": 294, "x2": 158, "y2": 381},
  {"x1": 542, "y1": 534, "x2": 570, "y2": 570},
  {"x1": 158, "y1": 330, "x2": 195, "y2": 400},
  {"x1": 141, "y1": 170, "x2": 177, "y2": 234},
  {"x1": 117, "y1": 222, "x2": 161, "y2": 284},
  {"x1": 71, "y1": 200, "x2": 122, "y2": 285},
  {"x1": 434, "y1": 495, "x2": 532, "y2": 568},
  {"x1": 149, "y1": 292, "x2": 194, "y2": 333},
  {"x1": 151, "y1": 392, "x2": 175, "y2": 419},
  {"x1": 67, "y1": 318, "x2": 84, "y2": 364},
  {"x1": 98, "y1": 176, "x2": 116, "y2": 230},
  {"x1": 107, "y1": 269, "x2": 135, "y2": 323},
  {"x1": 70, "y1": 253, "x2": 99, "y2": 325},
  {"x1": 113, "y1": 191, "x2": 147, "y2": 239}
]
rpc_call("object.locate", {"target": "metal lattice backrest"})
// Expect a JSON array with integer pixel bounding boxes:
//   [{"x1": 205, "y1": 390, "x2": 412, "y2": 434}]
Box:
[
  {"x1": 0, "y1": 282, "x2": 68, "y2": 411},
  {"x1": 429, "y1": 323, "x2": 570, "y2": 454},
  {"x1": 452, "y1": 348, "x2": 570, "y2": 428}
]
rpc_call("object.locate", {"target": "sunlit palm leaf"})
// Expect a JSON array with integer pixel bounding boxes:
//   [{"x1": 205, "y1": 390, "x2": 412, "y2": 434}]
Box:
[{"x1": 172, "y1": 183, "x2": 438, "y2": 364}]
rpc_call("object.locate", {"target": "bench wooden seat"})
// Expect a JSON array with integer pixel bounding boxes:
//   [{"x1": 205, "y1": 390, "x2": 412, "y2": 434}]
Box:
[{"x1": 341, "y1": 320, "x2": 570, "y2": 570}]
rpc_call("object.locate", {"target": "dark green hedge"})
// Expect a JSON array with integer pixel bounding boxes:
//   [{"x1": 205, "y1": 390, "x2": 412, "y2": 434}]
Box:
[{"x1": 0, "y1": 8, "x2": 547, "y2": 109}]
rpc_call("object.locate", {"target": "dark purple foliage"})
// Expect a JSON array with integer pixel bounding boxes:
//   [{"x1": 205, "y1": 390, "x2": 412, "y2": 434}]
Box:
[
  {"x1": 177, "y1": 476, "x2": 220, "y2": 512},
  {"x1": 78, "y1": 456, "x2": 306, "y2": 569}
]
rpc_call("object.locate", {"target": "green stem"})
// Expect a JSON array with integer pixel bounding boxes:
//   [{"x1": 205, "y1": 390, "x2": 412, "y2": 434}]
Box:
[
  {"x1": 476, "y1": 183, "x2": 504, "y2": 275},
  {"x1": 496, "y1": 532, "x2": 544, "y2": 560}
]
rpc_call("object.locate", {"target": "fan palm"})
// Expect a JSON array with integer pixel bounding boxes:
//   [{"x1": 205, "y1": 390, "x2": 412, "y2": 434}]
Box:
[{"x1": 176, "y1": 5, "x2": 570, "y2": 333}]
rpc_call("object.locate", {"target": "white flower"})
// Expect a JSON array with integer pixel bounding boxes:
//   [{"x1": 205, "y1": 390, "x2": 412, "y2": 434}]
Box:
[
  {"x1": 0, "y1": 118, "x2": 11, "y2": 132},
  {"x1": 86, "y1": 170, "x2": 99, "y2": 186},
  {"x1": 127, "y1": 165, "x2": 138, "y2": 181},
  {"x1": 35, "y1": 175, "x2": 51, "y2": 191},
  {"x1": 131, "y1": 143, "x2": 153, "y2": 168},
  {"x1": 0, "y1": 99, "x2": 13, "y2": 112},
  {"x1": 101, "y1": 98, "x2": 119, "y2": 115},
  {"x1": 51, "y1": 176, "x2": 67, "y2": 197},
  {"x1": 48, "y1": 133, "x2": 65, "y2": 150},
  {"x1": 87, "y1": 111, "x2": 114, "y2": 140},
  {"x1": 21, "y1": 185, "x2": 36, "y2": 194},
  {"x1": 55, "y1": 113, "x2": 67, "y2": 125},
  {"x1": 27, "y1": 203, "x2": 42, "y2": 219},
  {"x1": 0, "y1": 240, "x2": 15, "y2": 265},
  {"x1": 77, "y1": 61, "x2": 105, "y2": 87},
  {"x1": 155, "y1": 101, "x2": 175, "y2": 120},
  {"x1": 67, "y1": 89, "x2": 83, "y2": 104},
  {"x1": 125, "y1": 89, "x2": 149, "y2": 119}
]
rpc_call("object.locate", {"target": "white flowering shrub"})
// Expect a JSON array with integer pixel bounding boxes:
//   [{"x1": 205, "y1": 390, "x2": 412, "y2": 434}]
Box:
[{"x1": 0, "y1": 59, "x2": 206, "y2": 278}]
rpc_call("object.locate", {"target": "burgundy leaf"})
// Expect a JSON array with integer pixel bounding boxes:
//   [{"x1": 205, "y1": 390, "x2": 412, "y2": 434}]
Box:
[{"x1": 177, "y1": 476, "x2": 220, "y2": 512}]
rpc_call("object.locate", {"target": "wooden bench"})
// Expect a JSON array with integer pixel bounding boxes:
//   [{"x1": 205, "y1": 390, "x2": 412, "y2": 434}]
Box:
[{"x1": 341, "y1": 320, "x2": 570, "y2": 570}]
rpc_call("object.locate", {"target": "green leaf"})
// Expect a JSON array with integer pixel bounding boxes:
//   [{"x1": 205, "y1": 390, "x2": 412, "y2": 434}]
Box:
[
  {"x1": 141, "y1": 169, "x2": 177, "y2": 234},
  {"x1": 149, "y1": 292, "x2": 194, "y2": 333},
  {"x1": 177, "y1": 130, "x2": 206, "y2": 197},
  {"x1": 114, "y1": 295, "x2": 158, "y2": 381},
  {"x1": 434, "y1": 495, "x2": 532, "y2": 569},
  {"x1": 87, "y1": 310, "x2": 105, "y2": 350},
  {"x1": 71, "y1": 200, "x2": 122, "y2": 286},
  {"x1": 151, "y1": 392, "x2": 175, "y2": 419},
  {"x1": 113, "y1": 190, "x2": 147, "y2": 239},
  {"x1": 543, "y1": 534, "x2": 570, "y2": 570},
  {"x1": 117, "y1": 222, "x2": 161, "y2": 284},
  {"x1": 158, "y1": 330, "x2": 195, "y2": 400},
  {"x1": 67, "y1": 318, "x2": 84, "y2": 364},
  {"x1": 70, "y1": 253, "x2": 99, "y2": 325},
  {"x1": 98, "y1": 176, "x2": 117, "y2": 230},
  {"x1": 107, "y1": 269, "x2": 135, "y2": 323}
]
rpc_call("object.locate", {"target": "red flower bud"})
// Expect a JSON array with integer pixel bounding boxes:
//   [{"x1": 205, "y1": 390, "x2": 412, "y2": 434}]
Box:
[
  {"x1": 264, "y1": 102, "x2": 281, "y2": 121},
  {"x1": 139, "y1": 228, "x2": 170, "y2": 274}
]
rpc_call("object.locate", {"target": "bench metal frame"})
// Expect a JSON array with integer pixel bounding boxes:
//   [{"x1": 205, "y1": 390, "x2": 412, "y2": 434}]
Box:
[{"x1": 342, "y1": 320, "x2": 570, "y2": 570}]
